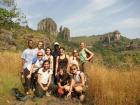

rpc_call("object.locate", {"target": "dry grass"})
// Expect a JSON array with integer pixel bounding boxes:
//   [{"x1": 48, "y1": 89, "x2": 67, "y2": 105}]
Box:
[
  {"x1": 86, "y1": 63, "x2": 140, "y2": 105},
  {"x1": 0, "y1": 51, "x2": 23, "y2": 95},
  {"x1": 0, "y1": 52, "x2": 140, "y2": 105}
]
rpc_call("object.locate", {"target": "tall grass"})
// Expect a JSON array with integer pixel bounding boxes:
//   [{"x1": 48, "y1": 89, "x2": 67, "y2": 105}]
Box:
[
  {"x1": 86, "y1": 63, "x2": 140, "y2": 105},
  {"x1": 0, "y1": 52, "x2": 23, "y2": 95},
  {"x1": 0, "y1": 52, "x2": 140, "y2": 105}
]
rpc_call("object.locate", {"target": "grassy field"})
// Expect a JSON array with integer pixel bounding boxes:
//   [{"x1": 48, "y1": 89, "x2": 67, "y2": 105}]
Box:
[
  {"x1": 86, "y1": 63, "x2": 140, "y2": 105},
  {"x1": 0, "y1": 52, "x2": 140, "y2": 105}
]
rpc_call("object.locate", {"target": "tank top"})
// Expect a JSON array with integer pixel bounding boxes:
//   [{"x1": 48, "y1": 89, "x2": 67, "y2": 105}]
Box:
[
  {"x1": 70, "y1": 56, "x2": 78, "y2": 65},
  {"x1": 58, "y1": 55, "x2": 68, "y2": 70},
  {"x1": 79, "y1": 48, "x2": 87, "y2": 63},
  {"x1": 74, "y1": 71, "x2": 82, "y2": 83}
]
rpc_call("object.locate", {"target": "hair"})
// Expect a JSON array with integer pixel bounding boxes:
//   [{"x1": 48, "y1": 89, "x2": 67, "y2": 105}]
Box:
[
  {"x1": 38, "y1": 41, "x2": 43, "y2": 44},
  {"x1": 28, "y1": 40, "x2": 33, "y2": 44},
  {"x1": 70, "y1": 64, "x2": 78, "y2": 70},
  {"x1": 45, "y1": 47, "x2": 52, "y2": 53},
  {"x1": 72, "y1": 49, "x2": 78, "y2": 54},
  {"x1": 42, "y1": 60, "x2": 50, "y2": 67},
  {"x1": 59, "y1": 47, "x2": 65, "y2": 51},
  {"x1": 58, "y1": 67, "x2": 68, "y2": 78}
]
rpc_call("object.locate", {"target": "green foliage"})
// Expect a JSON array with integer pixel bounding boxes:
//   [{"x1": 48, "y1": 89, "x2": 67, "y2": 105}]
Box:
[{"x1": 0, "y1": 8, "x2": 17, "y2": 28}]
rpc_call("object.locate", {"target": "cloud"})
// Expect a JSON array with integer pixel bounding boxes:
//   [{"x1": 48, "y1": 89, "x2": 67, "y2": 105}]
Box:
[
  {"x1": 115, "y1": 18, "x2": 140, "y2": 29},
  {"x1": 59, "y1": 0, "x2": 118, "y2": 28}
]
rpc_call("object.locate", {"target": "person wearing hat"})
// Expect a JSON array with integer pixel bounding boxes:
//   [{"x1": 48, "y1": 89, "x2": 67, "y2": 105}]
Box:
[{"x1": 52, "y1": 42, "x2": 60, "y2": 76}]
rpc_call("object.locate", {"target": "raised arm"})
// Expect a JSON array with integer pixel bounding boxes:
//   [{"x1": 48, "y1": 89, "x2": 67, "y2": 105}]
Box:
[{"x1": 85, "y1": 49, "x2": 94, "y2": 61}]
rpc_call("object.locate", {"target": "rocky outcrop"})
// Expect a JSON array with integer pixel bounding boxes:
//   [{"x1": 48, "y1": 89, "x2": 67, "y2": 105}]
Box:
[
  {"x1": 100, "y1": 30, "x2": 121, "y2": 44},
  {"x1": 37, "y1": 18, "x2": 57, "y2": 35},
  {"x1": 59, "y1": 26, "x2": 70, "y2": 41},
  {"x1": 0, "y1": 29, "x2": 16, "y2": 50}
]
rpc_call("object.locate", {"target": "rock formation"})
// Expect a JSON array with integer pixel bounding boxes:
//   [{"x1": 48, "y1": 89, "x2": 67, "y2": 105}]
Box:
[
  {"x1": 37, "y1": 17, "x2": 57, "y2": 35},
  {"x1": 100, "y1": 30, "x2": 121, "y2": 44},
  {"x1": 59, "y1": 26, "x2": 70, "y2": 41}
]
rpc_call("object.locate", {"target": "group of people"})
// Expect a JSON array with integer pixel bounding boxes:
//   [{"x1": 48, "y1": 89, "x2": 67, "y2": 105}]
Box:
[{"x1": 21, "y1": 40, "x2": 94, "y2": 102}]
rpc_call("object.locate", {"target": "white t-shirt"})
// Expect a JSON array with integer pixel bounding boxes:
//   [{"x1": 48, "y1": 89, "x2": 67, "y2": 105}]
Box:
[
  {"x1": 38, "y1": 68, "x2": 52, "y2": 84},
  {"x1": 26, "y1": 57, "x2": 44, "y2": 73},
  {"x1": 21, "y1": 48, "x2": 34, "y2": 69}
]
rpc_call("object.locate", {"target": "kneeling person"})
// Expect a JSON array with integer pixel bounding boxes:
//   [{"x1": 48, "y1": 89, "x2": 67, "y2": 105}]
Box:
[
  {"x1": 70, "y1": 64, "x2": 85, "y2": 102},
  {"x1": 35, "y1": 60, "x2": 52, "y2": 97},
  {"x1": 57, "y1": 67, "x2": 73, "y2": 97}
]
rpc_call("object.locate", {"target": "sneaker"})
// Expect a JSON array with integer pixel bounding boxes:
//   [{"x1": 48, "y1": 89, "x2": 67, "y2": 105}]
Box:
[{"x1": 45, "y1": 92, "x2": 50, "y2": 97}]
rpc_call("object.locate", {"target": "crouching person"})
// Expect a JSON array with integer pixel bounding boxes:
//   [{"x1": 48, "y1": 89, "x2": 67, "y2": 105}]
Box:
[
  {"x1": 56, "y1": 67, "x2": 73, "y2": 97},
  {"x1": 70, "y1": 64, "x2": 85, "y2": 102},
  {"x1": 34, "y1": 60, "x2": 52, "y2": 98}
]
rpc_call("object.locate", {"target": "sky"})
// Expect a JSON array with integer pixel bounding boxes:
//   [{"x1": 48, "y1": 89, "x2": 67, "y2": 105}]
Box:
[{"x1": 14, "y1": 0, "x2": 140, "y2": 38}]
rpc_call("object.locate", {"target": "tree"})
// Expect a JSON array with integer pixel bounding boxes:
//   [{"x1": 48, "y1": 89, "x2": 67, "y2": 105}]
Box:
[{"x1": 0, "y1": 0, "x2": 28, "y2": 29}]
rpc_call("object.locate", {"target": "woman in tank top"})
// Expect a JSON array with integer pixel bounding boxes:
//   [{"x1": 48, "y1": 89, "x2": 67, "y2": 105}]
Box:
[
  {"x1": 55, "y1": 47, "x2": 69, "y2": 76},
  {"x1": 44, "y1": 47, "x2": 53, "y2": 74},
  {"x1": 69, "y1": 49, "x2": 80, "y2": 70}
]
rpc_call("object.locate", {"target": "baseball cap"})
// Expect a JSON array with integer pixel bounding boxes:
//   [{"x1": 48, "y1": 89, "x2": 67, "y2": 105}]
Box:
[{"x1": 54, "y1": 42, "x2": 59, "y2": 45}]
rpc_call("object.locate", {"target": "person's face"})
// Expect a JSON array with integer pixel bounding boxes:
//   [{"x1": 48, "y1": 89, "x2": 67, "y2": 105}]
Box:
[
  {"x1": 28, "y1": 41, "x2": 33, "y2": 48},
  {"x1": 80, "y1": 42, "x2": 85, "y2": 49},
  {"x1": 60, "y1": 48, "x2": 64, "y2": 55},
  {"x1": 43, "y1": 62, "x2": 50, "y2": 69},
  {"x1": 37, "y1": 52, "x2": 43, "y2": 60},
  {"x1": 59, "y1": 69, "x2": 64, "y2": 76},
  {"x1": 54, "y1": 45, "x2": 59, "y2": 50},
  {"x1": 71, "y1": 66, "x2": 77, "y2": 74},
  {"x1": 38, "y1": 42, "x2": 43, "y2": 49},
  {"x1": 46, "y1": 48, "x2": 51, "y2": 55},
  {"x1": 72, "y1": 50, "x2": 78, "y2": 56}
]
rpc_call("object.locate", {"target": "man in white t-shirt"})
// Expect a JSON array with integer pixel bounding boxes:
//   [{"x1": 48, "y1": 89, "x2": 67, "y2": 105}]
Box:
[
  {"x1": 21, "y1": 40, "x2": 34, "y2": 72},
  {"x1": 21, "y1": 40, "x2": 34, "y2": 94},
  {"x1": 35, "y1": 60, "x2": 52, "y2": 97}
]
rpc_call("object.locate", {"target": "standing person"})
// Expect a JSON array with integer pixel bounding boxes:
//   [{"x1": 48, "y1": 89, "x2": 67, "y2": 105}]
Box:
[
  {"x1": 35, "y1": 60, "x2": 52, "y2": 97},
  {"x1": 33, "y1": 41, "x2": 45, "y2": 58},
  {"x1": 79, "y1": 42, "x2": 94, "y2": 72},
  {"x1": 52, "y1": 42, "x2": 60, "y2": 76},
  {"x1": 25, "y1": 51, "x2": 45, "y2": 94},
  {"x1": 21, "y1": 40, "x2": 34, "y2": 73},
  {"x1": 44, "y1": 47, "x2": 53, "y2": 74},
  {"x1": 69, "y1": 49, "x2": 80, "y2": 70},
  {"x1": 21, "y1": 40, "x2": 34, "y2": 94},
  {"x1": 55, "y1": 47, "x2": 70, "y2": 75},
  {"x1": 56, "y1": 67, "x2": 73, "y2": 97},
  {"x1": 70, "y1": 64, "x2": 85, "y2": 102}
]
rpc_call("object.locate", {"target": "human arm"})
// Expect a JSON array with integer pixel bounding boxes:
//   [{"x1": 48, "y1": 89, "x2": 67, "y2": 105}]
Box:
[
  {"x1": 66, "y1": 55, "x2": 70, "y2": 73},
  {"x1": 85, "y1": 49, "x2": 94, "y2": 61},
  {"x1": 37, "y1": 73, "x2": 45, "y2": 90},
  {"x1": 27, "y1": 64, "x2": 34, "y2": 79},
  {"x1": 44, "y1": 74, "x2": 52, "y2": 91},
  {"x1": 50, "y1": 56, "x2": 53, "y2": 70},
  {"x1": 55, "y1": 56, "x2": 59, "y2": 76},
  {"x1": 67, "y1": 79, "x2": 74, "y2": 97}
]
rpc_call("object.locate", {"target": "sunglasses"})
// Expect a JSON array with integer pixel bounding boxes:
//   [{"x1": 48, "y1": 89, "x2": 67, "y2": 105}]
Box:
[
  {"x1": 71, "y1": 68, "x2": 77, "y2": 70},
  {"x1": 37, "y1": 55, "x2": 43, "y2": 56}
]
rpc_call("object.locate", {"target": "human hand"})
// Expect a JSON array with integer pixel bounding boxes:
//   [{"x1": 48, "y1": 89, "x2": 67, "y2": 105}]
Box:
[
  {"x1": 27, "y1": 74, "x2": 31, "y2": 79},
  {"x1": 67, "y1": 92, "x2": 71, "y2": 97}
]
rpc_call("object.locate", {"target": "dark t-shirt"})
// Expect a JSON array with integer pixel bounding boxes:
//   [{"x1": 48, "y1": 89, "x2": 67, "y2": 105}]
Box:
[{"x1": 57, "y1": 74, "x2": 72, "y2": 86}]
